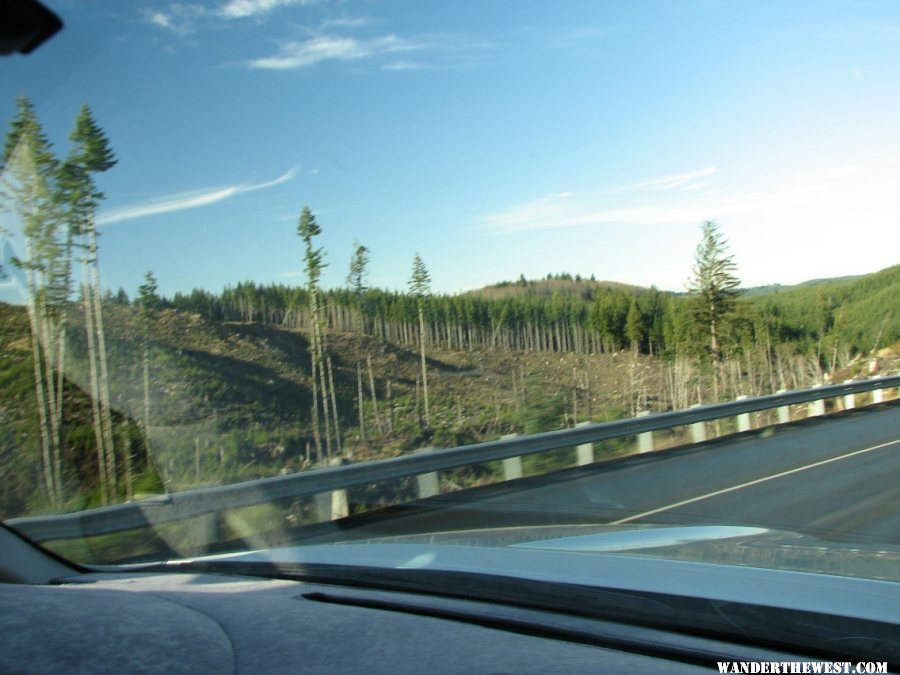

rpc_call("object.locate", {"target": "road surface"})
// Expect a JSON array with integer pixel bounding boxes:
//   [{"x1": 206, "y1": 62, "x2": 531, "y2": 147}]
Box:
[{"x1": 333, "y1": 402, "x2": 900, "y2": 545}]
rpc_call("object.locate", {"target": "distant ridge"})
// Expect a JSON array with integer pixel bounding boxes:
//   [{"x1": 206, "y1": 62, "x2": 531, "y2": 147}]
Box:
[
  {"x1": 466, "y1": 276, "x2": 661, "y2": 301},
  {"x1": 742, "y1": 275, "x2": 863, "y2": 297}
]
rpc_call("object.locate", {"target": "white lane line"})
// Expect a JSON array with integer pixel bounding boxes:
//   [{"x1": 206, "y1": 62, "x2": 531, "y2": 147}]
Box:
[{"x1": 610, "y1": 438, "x2": 900, "y2": 525}]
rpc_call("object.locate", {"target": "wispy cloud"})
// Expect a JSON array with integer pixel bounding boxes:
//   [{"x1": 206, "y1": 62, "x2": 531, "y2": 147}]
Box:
[
  {"x1": 382, "y1": 60, "x2": 426, "y2": 71},
  {"x1": 612, "y1": 166, "x2": 718, "y2": 193},
  {"x1": 141, "y1": 4, "x2": 206, "y2": 35},
  {"x1": 480, "y1": 159, "x2": 900, "y2": 236},
  {"x1": 143, "y1": 0, "x2": 315, "y2": 34},
  {"x1": 249, "y1": 34, "x2": 424, "y2": 70},
  {"x1": 318, "y1": 17, "x2": 368, "y2": 31},
  {"x1": 217, "y1": 0, "x2": 316, "y2": 20},
  {"x1": 98, "y1": 167, "x2": 297, "y2": 226},
  {"x1": 481, "y1": 167, "x2": 721, "y2": 233}
]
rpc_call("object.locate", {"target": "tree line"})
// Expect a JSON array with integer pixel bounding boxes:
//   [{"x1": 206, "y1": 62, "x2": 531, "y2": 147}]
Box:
[{"x1": 157, "y1": 245, "x2": 897, "y2": 372}]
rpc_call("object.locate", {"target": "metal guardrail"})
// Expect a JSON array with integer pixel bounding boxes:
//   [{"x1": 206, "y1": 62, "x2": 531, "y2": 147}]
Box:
[{"x1": 8, "y1": 375, "x2": 900, "y2": 543}]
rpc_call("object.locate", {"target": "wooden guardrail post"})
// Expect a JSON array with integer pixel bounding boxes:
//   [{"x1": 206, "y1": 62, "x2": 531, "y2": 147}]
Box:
[
  {"x1": 636, "y1": 411, "x2": 653, "y2": 453},
  {"x1": 776, "y1": 389, "x2": 790, "y2": 424},
  {"x1": 690, "y1": 404, "x2": 706, "y2": 444},
  {"x1": 575, "y1": 421, "x2": 593, "y2": 465},
  {"x1": 808, "y1": 385, "x2": 826, "y2": 417},
  {"x1": 873, "y1": 387, "x2": 884, "y2": 404},
  {"x1": 736, "y1": 395, "x2": 751, "y2": 432},
  {"x1": 316, "y1": 457, "x2": 350, "y2": 520},
  {"x1": 843, "y1": 379, "x2": 856, "y2": 410},
  {"x1": 501, "y1": 433, "x2": 524, "y2": 479},
  {"x1": 415, "y1": 446, "x2": 440, "y2": 498}
]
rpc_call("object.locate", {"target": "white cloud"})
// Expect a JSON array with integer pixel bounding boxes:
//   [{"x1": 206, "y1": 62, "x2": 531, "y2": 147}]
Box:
[
  {"x1": 382, "y1": 60, "x2": 426, "y2": 71},
  {"x1": 141, "y1": 4, "x2": 206, "y2": 34},
  {"x1": 250, "y1": 34, "x2": 423, "y2": 70},
  {"x1": 147, "y1": 12, "x2": 173, "y2": 29},
  {"x1": 98, "y1": 167, "x2": 297, "y2": 226},
  {"x1": 479, "y1": 159, "x2": 900, "y2": 238},
  {"x1": 216, "y1": 0, "x2": 315, "y2": 20},
  {"x1": 319, "y1": 17, "x2": 369, "y2": 31},
  {"x1": 143, "y1": 0, "x2": 315, "y2": 34},
  {"x1": 612, "y1": 166, "x2": 718, "y2": 193}
]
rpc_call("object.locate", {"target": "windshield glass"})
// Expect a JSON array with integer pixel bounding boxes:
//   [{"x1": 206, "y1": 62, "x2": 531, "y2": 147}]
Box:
[{"x1": 1, "y1": 0, "x2": 899, "y2": 581}]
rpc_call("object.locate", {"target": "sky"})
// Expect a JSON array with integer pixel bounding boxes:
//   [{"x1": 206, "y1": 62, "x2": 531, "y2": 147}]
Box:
[{"x1": 1, "y1": 0, "x2": 899, "y2": 300}]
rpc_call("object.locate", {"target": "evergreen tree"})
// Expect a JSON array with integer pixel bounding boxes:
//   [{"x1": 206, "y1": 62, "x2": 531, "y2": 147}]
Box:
[
  {"x1": 2, "y1": 96, "x2": 65, "y2": 505},
  {"x1": 137, "y1": 271, "x2": 160, "y2": 465},
  {"x1": 63, "y1": 104, "x2": 118, "y2": 502},
  {"x1": 625, "y1": 299, "x2": 644, "y2": 354},
  {"x1": 409, "y1": 254, "x2": 431, "y2": 426},
  {"x1": 347, "y1": 241, "x2": 374, "y2": 441},
  {"x1": 137, "y1": 271, "x2": 161, "y2": 312},
  {"x1": 298, "y1": 207, "x2": 338, "y2": 459},
  {"x1": 687, "y1": 221, "x2": 741, "y2": 361},
  {"x1": 347, "y1": 240, "x2": 370, "y2": 298}
]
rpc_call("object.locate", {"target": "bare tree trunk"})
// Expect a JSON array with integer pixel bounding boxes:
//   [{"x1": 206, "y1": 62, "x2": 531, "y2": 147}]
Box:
[
  {"x1": 414, "y1": 375, "x2": 422, "y2": 426},
  {"x1": 88, "y1": 226, "x2": 117, "y2": 497},
  {"x1": 54, "y1": 317, "x2": 66, "y2": 493},
  {"x1": 356, "y1": 362, "x2": 367, "y2": 443},
  {"x1": 326, "y1": 354, "x2": 341, "y2": 456},
  {"x1": 122, "y1": 428, "x2": 133, "y2": 501},
  {"x1": 417, "y1": 302, "x2": 430, "y2": 426},
  {"x1": 24, "y1": 262, "x2": 57, "y2": 505},
  {"x1": 366, "y1": 355, "x2": 384, "y2": 434},
  {"x1": 142, "y1": 340, "x2": 151, "y2": 462},
  {"x1": 81, "y1": 264, "x2": 108, "y2": 504},
  {"x1": 317, "y1": 346, "x2": 333, "y2": 460},
  {"x1": 386, "y1": 379, "x2": 394, "y2": 434},
  {"x1": 37, "y1": 291, "x2": 62, "y2": 502},
  {"x1": 572, "y1": 366, "x2": 579, "y2": 423},
  {"x1": 309, "y1": 353, "x2": 322, "y2": 463}
]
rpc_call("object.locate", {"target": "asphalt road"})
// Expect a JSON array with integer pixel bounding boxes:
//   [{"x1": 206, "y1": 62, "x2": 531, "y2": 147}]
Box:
[{"x1": 334, "y1": 402, "x2": 900, "y2": 545}]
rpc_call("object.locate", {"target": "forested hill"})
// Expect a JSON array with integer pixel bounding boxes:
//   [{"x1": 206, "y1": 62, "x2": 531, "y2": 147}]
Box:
[
  {"x1": 741, "y1": 275, "x2": 863, "y2": 298},
  {"x1": 468, "y1": 275, "x2": 648, "y2": 301},
  {"x1": 164, "y1": 264, "x2": 899, "y2": 363}
]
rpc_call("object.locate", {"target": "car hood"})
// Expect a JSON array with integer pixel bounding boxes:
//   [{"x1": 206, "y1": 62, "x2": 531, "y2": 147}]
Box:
[{"x1": 184, "y1": 523, "x2": 900, "y2": 583}]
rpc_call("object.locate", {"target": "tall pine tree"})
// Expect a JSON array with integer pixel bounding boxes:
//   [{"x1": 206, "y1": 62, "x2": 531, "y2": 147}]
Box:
[
  {"x1": 687, "y1": 221, "x2": 741, "y2": 362},
  {"x1": 409, "y1": 254, "x2": 431, "y2": 427},
  {"x1": 62, "y1": 104, "x2": 118, "y2": 502},
  {"x1": 2, "y1": 96, "x2": 65, "y2": 505}
]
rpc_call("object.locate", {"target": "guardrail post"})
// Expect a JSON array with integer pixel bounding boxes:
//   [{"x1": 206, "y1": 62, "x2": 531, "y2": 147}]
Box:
[
  {"x1": 315, "y1": 466, "x2": 350, "y2": 520},
  {"x1": 575, "y1": 421, "x2": 593, "y2": 465},
  {"x1": 415, "y1": 446, "x2": 440, "y2": 498},
  {"x1": 331, "y1": 490, "x2": 349, "y2": 519},
  {"x1": 843, "y1": 379, "x2": 856, "y2": 410},
  {"x1": 873, "y1": 388, "x2": 884, "y2": 404},
  {"x1": 314, "y1": 493, "x2": 331, "y2": 521},
  {"x1": 314, "y1": 457, "x2": 350, "y2": 521},
  {"x1": 776, "y1": 389, "x2": 790, "y2": 424},
  {"x1": 636, "y1": 411, "x2": 653, "y2": 453},
  {"x1": 501, "y1": 433, "x2": 524, "y2": 479},
  {"x1": 807, "y1": 385, "x2": 826, "y2": 417},
  {"x1": 736, "y1": 395, "x2": 751, "y2": 432},
  {"x1": 690, "y1": 404, "x2": 706, "y2": 444}
]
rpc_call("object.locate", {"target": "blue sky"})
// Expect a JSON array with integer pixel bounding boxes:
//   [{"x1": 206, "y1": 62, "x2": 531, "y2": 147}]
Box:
[{"x1": 2, "y1": 0, "x2": 899, "y2": 300}]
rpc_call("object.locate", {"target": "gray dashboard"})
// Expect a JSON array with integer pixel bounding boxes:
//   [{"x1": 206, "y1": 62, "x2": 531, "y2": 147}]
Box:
[{"x1": 1, "y1": 571, "x2": 806, "y2": 674}]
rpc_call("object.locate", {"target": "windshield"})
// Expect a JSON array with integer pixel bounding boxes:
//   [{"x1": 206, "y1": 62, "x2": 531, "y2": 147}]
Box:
[{"x1": 1, "y1": 0, "x2": 899, "y2": 584}]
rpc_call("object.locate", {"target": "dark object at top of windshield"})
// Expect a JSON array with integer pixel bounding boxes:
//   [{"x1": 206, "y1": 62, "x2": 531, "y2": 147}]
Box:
[{"x1": 0, "y1": 0, "x2": 62, "y2": 55}]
